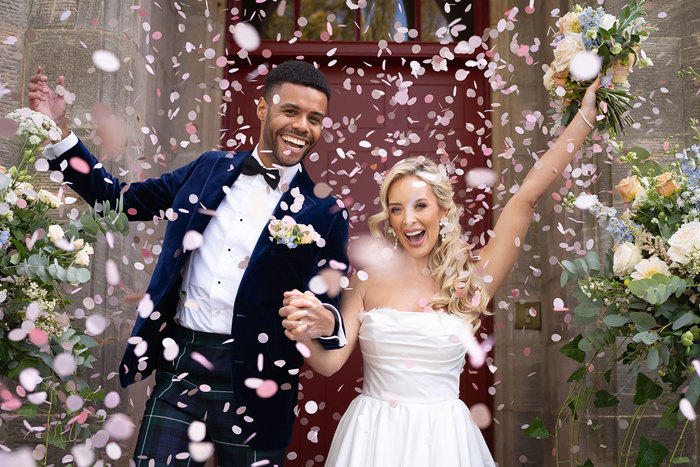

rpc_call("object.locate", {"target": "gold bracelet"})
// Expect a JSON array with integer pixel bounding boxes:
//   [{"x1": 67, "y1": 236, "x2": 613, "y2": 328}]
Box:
[{"x1": 578, "y1": 108, "x2": 594, "y2": 129}]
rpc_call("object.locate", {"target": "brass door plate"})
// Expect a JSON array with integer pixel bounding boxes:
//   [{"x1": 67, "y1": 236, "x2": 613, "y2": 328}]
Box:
[{"x1": 515, "y1": 302, "x2": 541, "y2": 330}]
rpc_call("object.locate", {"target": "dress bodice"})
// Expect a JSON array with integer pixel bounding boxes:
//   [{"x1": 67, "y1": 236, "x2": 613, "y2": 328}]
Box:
[{"x1": 358, "y1": 308, "x2": 473, "y2": 404}]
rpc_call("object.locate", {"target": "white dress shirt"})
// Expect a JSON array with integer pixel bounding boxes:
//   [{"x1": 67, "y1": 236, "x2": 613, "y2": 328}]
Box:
[
  {"x1": 174, "y1": 147, "x2": 299, "y2": 333},
  {"x1": 44, "y1": 138, "x2": 346, "y2": 345}
]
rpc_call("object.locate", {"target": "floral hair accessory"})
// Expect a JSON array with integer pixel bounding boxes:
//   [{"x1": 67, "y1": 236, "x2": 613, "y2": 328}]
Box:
[{"x1": 268, "y1": 215, "x2": 322, "y2": 249}]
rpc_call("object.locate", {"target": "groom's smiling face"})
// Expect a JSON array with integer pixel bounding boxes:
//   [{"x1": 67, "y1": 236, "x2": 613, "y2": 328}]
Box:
[{"x1": 256, "y1": 82, "x2": 327, "y2": 168}]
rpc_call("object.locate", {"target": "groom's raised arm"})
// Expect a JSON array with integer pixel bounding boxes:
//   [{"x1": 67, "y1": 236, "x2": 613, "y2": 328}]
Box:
[
  {"x1": 45, "y1": 136, "x2": 200, "y2": 221},
  {"x1": 30, "y1": 67, "x2": 198, "y2": 220}
]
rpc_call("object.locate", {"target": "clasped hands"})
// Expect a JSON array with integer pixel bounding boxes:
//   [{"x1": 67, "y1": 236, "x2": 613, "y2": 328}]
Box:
[{"x1": 279, "y1": 289, "x2": 333, "y2": 342}]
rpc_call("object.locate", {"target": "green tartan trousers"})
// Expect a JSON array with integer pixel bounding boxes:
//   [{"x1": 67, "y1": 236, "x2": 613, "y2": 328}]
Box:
[{"x1": 132, "y1": 324, "x2": 286, "y2": 466}]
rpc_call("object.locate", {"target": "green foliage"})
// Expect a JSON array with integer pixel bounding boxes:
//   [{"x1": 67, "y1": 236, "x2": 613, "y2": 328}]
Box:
[
  {"x1": 523, "y1": 417, "x2": 550, "y2": 439},
  {"x1": 0, "y1": 109, "x2": 130, "y2": 465},
  {"x1": 634, "y1": 373, "x2": 663, "y2": 405},
  {"x1": 560, "y1": 334, "x2": 586, "y2": 363},
  {"x1": 635, "y1": 436, "x2": 669, "y2": 467},
  {"x1": 593, "y1": 389, "x2": 620, "y2": 408}
]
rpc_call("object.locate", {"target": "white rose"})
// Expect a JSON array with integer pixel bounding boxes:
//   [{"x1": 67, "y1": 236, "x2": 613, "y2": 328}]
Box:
[
  {"x1": 47, "y1": 224, "x2": 65, "y2": 243},
  {"x1": 613, "y1": 242, "x2": 643, "y2": 277},
  {"x1": 667, "y1": 221, "x2": 700, "y2": 265},
  {"x1": 4, "y1": 189, "x2": 18, "y2": 204},
  {"x1": 601, "y1": 14, "x2": 616, "y2": 31},
  {"x1": 552, "y1": 35, "x2": 586, "y2": 73},
  {"x1": 74, "y1": 244, "x2": 93, "y2": 266},
  {"x1": 631, "y1": 188, "x2": 648, "y2": 210},
  {"x1": 73, "y1": 238, "x2": 85, "y2": 251},
  {"x1": 37, "y1": 189, "x2": 62, "y2": 208},
  {"x1": 16, "y1": 182, "x2": 34, "y2": 195},
  {"x1": 74, "y1": 248, "x2": 90, "y2": 266},
  {"x1": 630, "y1": 255, "x2": 672, "y2": 280}
]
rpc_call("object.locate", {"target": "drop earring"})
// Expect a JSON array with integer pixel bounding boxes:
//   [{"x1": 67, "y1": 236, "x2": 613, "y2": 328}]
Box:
[
  {"x1": 387, "y1": 227, "x2": 398, "y2": 250},
  {"x1": 439, "y1": 217, "x2": 448, "y2": 242}
]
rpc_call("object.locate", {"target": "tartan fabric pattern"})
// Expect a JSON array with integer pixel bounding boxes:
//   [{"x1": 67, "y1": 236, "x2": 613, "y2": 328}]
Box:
[{"x1": 133, "y1": 325, "x2": 286, "y2": 466}]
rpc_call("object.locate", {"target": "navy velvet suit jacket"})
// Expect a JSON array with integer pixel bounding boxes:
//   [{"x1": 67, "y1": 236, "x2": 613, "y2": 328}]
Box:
[{"x1": 48, "y1": 139, "x2": 349, "y2": 450}]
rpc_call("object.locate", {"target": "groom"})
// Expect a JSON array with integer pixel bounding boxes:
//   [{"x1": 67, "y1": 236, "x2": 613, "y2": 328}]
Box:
[{"x1": 29, "y1": 61, "x2": 348, "y2": 465}]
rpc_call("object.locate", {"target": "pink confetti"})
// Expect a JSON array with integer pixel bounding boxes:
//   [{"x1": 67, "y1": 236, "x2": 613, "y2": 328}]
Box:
[
  {"x1": 679, "y1": 398, "x2": 696, "y2": 421},
  {"x1": 296, "y1": 342, "x2": 311, "y2": 358},
  {"x1": 191, "y1": 351, "x2": 214, "y2": 370},
  {"x1": 68, "y1": 156, "x2": 90, "y2": 174},
  {"x1": 256, "y1": 380, "x2": 278, "y2": 398}
]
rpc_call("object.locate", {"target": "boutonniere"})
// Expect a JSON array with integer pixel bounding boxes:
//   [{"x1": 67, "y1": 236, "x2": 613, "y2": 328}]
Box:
[{"x1": 268, "y1": 216, "x2": 322, "y2": 249}]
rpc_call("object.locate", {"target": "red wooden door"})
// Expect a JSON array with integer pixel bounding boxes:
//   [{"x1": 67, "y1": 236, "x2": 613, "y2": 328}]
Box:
[{"x1": 223, "y1": 6, "x2": 493, "y2": 465}]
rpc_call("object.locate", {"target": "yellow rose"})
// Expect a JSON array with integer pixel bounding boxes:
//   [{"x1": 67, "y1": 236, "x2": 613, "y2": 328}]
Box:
[
  {"x1": 615, "y1": 175, "x2": 642, "y2": 202},
  {"x1": 655, "y1": 172, "x2": 679, "y2": 197},
  {"x1": 557, "y1": 12, "x2": 581, "y2": 35}
]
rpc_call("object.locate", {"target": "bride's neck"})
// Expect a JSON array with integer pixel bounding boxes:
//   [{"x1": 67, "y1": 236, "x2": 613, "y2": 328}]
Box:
[{"x1": 405, "y1": 255, "x2": 431, "y2": 276}]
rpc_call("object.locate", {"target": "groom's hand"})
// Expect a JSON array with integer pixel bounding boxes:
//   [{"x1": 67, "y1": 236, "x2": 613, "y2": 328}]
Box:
[
  {"x1": 28, "y1": 66, "x2": 70, "y2": 141},
  {"x1": 279, "y1": 290, "x2": 334, "y2": 341}
]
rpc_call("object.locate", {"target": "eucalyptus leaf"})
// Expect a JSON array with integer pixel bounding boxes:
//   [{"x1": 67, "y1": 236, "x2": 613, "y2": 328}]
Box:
[
  {"x1": 630, "y1": 312, "x2": 657, "y2": 332},
  {"x1": 672, "y1": 313, "x2": 696, "y2": 331},
  {"x1": 632, "y1": 331, "x2": 659, "y2": 345},
  {"x1": 76, "y1": 268, "x2": 90, "y2": 283},
  {"x1": 603, "y1": 314, "x2": 630, "y2": 327},
  {"x1": 646, "y1": 348, "x2": 659, "y2": 370},
  {"x1": 575, "y1": 301, "x2": 601, "y2": 318}
]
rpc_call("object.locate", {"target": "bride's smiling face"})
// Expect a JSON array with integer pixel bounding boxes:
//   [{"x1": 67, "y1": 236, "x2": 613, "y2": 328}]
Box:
[{"x1": 387, "y1": 176, "x2": 447, "y2": 259}]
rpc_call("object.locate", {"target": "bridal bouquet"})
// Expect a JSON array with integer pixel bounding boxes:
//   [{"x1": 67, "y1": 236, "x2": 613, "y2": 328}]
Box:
[
  {"x1": 543, "y1": 0, "x2": 656, "y2": 136},
  {"x1": 0, "y1": 108, "x2": 129, "y2": 464},
  {"x1": 526, "y1": 120, "x2": 700, "y2": 466}
]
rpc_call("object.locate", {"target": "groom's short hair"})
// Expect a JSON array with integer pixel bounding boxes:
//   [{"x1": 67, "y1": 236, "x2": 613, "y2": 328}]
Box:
[{"x1": 263, "y1": 60, "x2": 331, "y2": 102}]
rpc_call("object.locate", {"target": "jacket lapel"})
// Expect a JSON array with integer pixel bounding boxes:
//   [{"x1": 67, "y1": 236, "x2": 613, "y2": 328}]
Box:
[{"x1": 185, "y1": 150, "x2": 250, "y2": 235}]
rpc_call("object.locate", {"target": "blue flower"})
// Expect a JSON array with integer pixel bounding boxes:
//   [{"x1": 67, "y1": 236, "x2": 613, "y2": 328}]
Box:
[
  {"x1": 678, "y1": 146, "x2": 700, "y2": 186},
  {"x1": 0, "y1": 230, "x2": 10, "y2": 247},
  {"x1": 601, "y1": 73, "x2": 613, "y2": 88},
  {"x1": 578, "y1": 7, "x2": 605, "y2": 49}
]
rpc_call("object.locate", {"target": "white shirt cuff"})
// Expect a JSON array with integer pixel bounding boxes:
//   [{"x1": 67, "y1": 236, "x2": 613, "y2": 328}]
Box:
[
  {"x1": 317, "y1": 303, "x2": 347, "y2": 347},
  {"x1": 43, "y1": 131, "x2": 79, "y2": 160}
]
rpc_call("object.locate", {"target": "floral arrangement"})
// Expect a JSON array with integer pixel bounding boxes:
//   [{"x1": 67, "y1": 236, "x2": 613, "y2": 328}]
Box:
[
  {"x1": 268, "y1": 215, "x2": 322, "y2": 249},
  {"x1": 0, "y1": 108, "x2": 128, "y2": 464},
  {"x1": 543, "y1": 0, "x2": 656, "y2": 136},
  {"x1": 525, "y1": 119, "x2": 700, "y2": 466}
]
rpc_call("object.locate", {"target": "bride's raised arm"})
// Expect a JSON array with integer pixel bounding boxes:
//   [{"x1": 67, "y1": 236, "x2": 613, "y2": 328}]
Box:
[
  {"x1": 476, "y1": 78, "x2": 601, "y2": 296},
  {"x1": 281, "y1": 274, "x2": 365, "y2": 376}
]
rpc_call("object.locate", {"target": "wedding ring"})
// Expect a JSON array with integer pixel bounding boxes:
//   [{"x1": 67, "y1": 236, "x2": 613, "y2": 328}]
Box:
[{"x1": 298, "y1": 319, "x2": 304, "y2": 327}]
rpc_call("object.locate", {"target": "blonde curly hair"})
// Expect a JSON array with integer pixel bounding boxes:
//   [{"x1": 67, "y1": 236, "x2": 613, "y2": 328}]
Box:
[{"x1": 368, "y1": 157, "x2": 490, "y2": 329}]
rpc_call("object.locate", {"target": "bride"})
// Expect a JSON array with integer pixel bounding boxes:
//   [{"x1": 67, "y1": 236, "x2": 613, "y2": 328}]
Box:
[{"x1": 280, "y1": 78, "x2": 601, "y2": 466}]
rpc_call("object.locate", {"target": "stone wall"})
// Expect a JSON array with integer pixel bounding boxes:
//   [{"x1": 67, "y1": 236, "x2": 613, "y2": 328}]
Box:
[
  {"x1": 0, "y1": 1, "x2": 224, "y2": 464},
  {"x1": 489, "y1": 0, "x2": 700, "y2": 465}
]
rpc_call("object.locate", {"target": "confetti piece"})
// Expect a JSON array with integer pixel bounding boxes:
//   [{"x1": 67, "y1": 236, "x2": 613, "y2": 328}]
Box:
[
  {"x1": 232, "y1": 22, "x2": 260, "y2": 51},
  {"x1": 679, "y1": 398, "x2": 696, "y2": 421},
  {"x1": 569, "y1": 51, "x2": 602, "y2": 82},
  {"x1": 92, "y1": 50, "x2": 120, "y2": 72}
]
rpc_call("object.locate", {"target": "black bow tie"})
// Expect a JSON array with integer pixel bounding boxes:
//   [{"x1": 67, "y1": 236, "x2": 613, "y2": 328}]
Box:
[{"x1": 241, "y1": 156, "x2": 281, "y2": 190}]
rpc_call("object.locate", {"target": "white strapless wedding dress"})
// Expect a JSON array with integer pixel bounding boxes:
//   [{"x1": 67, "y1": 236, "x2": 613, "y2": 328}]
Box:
[{"x1": 325, "y1": 308, "x2": 496, "y2": 467}]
